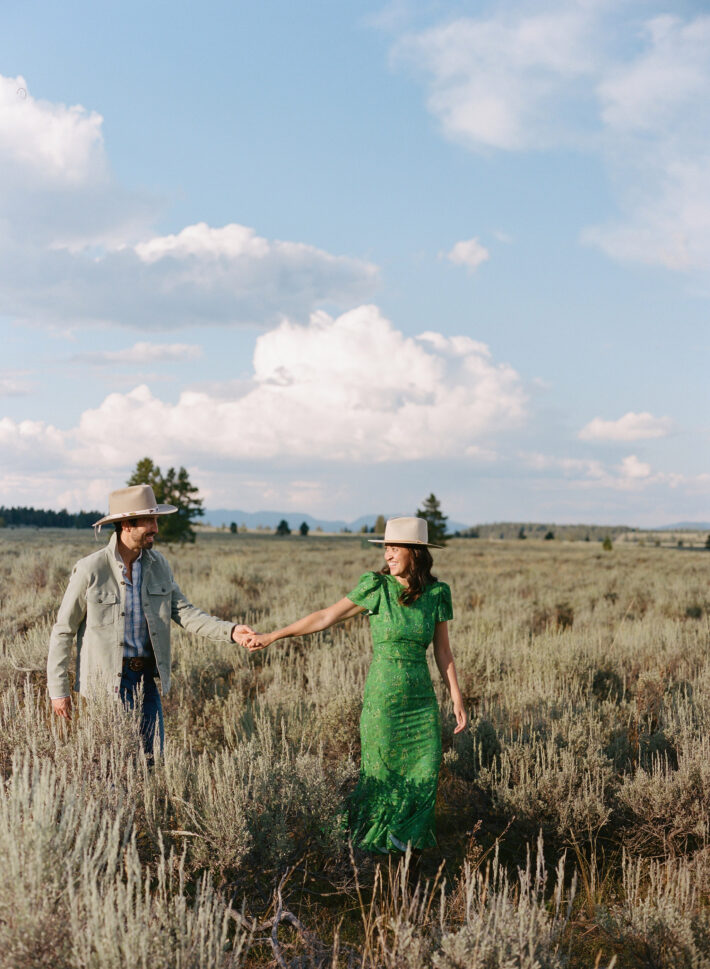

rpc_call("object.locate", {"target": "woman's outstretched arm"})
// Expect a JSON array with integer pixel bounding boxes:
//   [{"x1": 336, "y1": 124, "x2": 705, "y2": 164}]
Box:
[
  {"x1": 432, "y1": 621, "x2": 468, "y2": 734},
  {"x1": 244, "y1": 597, "x2": 365, "y2": 651}
]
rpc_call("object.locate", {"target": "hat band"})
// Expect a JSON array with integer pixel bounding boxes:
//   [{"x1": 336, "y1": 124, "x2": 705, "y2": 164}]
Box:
[{"x1": 111, "y1": 506, "x2": 160, "y2": 518}]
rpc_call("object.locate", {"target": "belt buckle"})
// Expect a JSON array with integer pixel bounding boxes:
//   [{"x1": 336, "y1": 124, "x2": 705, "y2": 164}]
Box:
[{"x1": 127, "y1": 657, "x2": 144, "y2": 672}]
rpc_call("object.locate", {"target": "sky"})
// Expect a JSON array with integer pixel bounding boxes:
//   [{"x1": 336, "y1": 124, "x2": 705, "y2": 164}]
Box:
[{"x1": 1, "y1": 0, "x2": 709, "y2": 526}]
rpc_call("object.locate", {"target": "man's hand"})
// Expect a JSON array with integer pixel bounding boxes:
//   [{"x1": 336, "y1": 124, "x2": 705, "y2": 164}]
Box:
[
  {"x1": 231, "y1": 624, "x2": 255, "y2": 646},
  {"x1": 51, "y1": 696, "x2": 72, "y2": 720}
]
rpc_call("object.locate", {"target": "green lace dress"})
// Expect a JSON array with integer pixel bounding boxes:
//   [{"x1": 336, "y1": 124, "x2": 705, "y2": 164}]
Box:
[{"x1": 345, "y1": 571, "x2": 453, "y2": 853}]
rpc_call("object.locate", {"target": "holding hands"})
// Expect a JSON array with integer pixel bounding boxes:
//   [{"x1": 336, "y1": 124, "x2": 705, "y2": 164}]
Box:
[
  {"x1": 231, "y1": 624, "x2": 256, "y2": 647},
  {"x1": 230, "y1": 624, "x2": 275, "y2": 651},
  {"x1": 235, "y1": 598, "x2": 363, "y2": 654},
  {"x1": 242, "y1": 631, "x2": 275, "y2": 652}
]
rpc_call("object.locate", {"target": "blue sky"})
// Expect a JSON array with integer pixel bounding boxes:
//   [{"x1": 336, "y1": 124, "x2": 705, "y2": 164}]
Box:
[{"x1": 0, "y1": 0, "x2": 708, "y2": 525}]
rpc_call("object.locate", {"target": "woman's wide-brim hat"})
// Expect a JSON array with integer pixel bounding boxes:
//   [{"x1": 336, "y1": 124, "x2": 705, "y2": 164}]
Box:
[
  {"x1": 368, "y1": 516, "x2": 444, "y2": 548},
  {"x1": 92, "y1": 484, "x2": 178, "y2": 530}
]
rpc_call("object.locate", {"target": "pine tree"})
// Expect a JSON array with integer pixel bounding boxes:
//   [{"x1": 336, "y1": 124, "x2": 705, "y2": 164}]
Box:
[
  {"x1": 276, "y1": 519, "x2": 291, "y2": 536},
  {"x1": 374, "y1": 514, "x2": 386, "y2": 535},
  {"x1": 127, "y1": 457, "x2": 204, "y2": 543},
  {"x1": 415, "y1": 493, "x2": 448, "y2": 546}
]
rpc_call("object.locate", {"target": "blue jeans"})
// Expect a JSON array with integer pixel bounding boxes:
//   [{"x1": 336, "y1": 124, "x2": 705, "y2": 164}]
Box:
[{"x1": 119, "y1": 668, "x2": 164, "y2": 756}]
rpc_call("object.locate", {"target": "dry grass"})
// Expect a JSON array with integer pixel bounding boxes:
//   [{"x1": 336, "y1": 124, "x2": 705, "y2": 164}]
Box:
[{"x1": 1, "y1": 527, "x2": 709, "y2": 966}]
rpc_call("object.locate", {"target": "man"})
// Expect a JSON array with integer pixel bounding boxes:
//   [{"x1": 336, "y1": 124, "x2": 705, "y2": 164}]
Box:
[{"x1": 47, "y1": 483, "x2": 253, "y2": 753}]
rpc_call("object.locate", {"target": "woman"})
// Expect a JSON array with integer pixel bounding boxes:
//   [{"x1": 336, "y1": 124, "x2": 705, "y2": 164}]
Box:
[{"x1": 244, "y1": 517, "x2": 467, "y2": 854}]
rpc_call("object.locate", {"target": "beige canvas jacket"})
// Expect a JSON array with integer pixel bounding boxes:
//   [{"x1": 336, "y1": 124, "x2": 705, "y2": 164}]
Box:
[{"x1": 47, "y1": 533, "x2": 235, "y2": 699}]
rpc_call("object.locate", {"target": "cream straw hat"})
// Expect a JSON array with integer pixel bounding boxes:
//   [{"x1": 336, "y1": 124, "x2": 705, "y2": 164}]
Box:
[
  {"x1": 368, "y1": 516, "x2": 443, "y2": 548},
  {"x1": 93, "y1": 484, "x2": 178, "y2": 530}
]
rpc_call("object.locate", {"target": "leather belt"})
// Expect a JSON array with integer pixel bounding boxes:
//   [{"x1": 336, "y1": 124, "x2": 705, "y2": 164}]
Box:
[{"x1": 123, "y1": 656, "x2": 152, "y2": 673}]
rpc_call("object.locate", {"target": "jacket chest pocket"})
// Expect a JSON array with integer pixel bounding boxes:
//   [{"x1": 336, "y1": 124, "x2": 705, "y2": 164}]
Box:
[
  {"x1": 86, "y1": 590, "x2": 119, "y2": 627},
  {"x1": 146, "y1": 584, "x2": 171, "y2": 620}
]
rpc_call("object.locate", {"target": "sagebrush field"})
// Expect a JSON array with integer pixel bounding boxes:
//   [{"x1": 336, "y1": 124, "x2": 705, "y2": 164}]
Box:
[{"x1": 1, "y1": 528, "x2": 709, "y2": 968}]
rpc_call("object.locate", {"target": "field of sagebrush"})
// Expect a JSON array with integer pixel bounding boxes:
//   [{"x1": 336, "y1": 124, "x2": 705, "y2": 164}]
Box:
[{"x1": 1, "y1": 528, "x2": 709, "y2": 968}]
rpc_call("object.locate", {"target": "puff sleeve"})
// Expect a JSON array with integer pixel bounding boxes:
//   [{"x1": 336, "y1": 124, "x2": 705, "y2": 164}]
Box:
[
  {"x1": 346, "y1": 572, "x2": 383, "y2": 614},
  {"x1": 435, "y1": 582, "x2": 453, "y2": 623}
]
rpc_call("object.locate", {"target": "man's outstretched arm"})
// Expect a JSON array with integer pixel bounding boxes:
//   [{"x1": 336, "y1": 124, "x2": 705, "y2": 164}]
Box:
[{"x1": 170, "y1": 575, "x2": 254, "y2": 642}]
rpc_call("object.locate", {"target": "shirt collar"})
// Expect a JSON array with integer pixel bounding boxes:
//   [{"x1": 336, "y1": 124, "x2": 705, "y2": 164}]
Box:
[{"x1": 114, "y1": 544, "x2": 143, "y2": 569}]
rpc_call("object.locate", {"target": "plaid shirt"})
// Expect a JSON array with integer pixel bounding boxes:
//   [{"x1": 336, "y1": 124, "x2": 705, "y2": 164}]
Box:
[{"x1": 116, "y1": 549, "x2": 150, "y2": 658}]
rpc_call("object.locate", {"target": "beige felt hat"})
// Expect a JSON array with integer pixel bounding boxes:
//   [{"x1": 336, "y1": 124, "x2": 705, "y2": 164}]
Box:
[
  {"x1": 368, "y1": 516, "x2": 443, "y2": 548},
  {"x1": 93, "y1": 484, "x2": 178, "y2": 530}
]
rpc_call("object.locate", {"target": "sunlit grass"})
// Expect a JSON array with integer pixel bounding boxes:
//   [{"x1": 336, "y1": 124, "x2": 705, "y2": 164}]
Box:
[{"x1": 1, "y1": 528, "x2": 708, "y2": 965}]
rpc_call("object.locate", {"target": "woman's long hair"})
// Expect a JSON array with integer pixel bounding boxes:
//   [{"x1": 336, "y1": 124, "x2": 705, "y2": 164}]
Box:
[{"x1": 380, "y1": 546, "x2": 437, "y2": 604}]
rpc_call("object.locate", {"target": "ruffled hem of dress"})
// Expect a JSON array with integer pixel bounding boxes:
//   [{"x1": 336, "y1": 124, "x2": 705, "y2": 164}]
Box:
[{"x1": 348, "y1": 783, "x2": 438, "y2": 854}]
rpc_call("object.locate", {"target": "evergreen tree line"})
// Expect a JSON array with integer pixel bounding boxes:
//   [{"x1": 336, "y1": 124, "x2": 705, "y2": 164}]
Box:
[
  {"x1": 454, "y1": 522, "x2": 635, "y2": 541},
  {"x1": 0, "y1": 506, "x2": 102, "y2": 529},
  {"x1": 0, "y1": 457, "x2": 203, "y2": 542}
]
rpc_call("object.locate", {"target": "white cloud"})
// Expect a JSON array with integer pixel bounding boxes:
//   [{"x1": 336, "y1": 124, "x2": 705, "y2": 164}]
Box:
[
  {"x1": 0, "y1": 418, "x2": 67, "y2": 472},
  {"x1": 523, "y1": 444, "x2": 706, "y2": 497},
  {"x1": 0, "y1": 417, "x2": 64, "y2": 449},
  {"x1": 1, "y1": 218, "x2": 378, "y2": 331},
  {"x1": 74, "y1": 306, "x2": 526, "y2": 464},
  {"x1": 582, "y1": 155, "x2": 710, "y2": 272},
  {"x1": 0, "y1": 75, "x2": 378, "y2": 329},
  {"x1": 72, "y1": 342, "x2": 203, "y2": 366},
  {"x1": 0, "y1": 370, "x2": 33, "y2": 396},
  {"x1": 618, "y1": 454, "x2": 651, "y2": 480},
  {"x1": 521, "y1": 449, "x2": 685, "y2": 493},
  {"x1": 0, "y1": 471, "x2": 113, "y2": 512},
  {"x1": 133, "y1": 223, "x2": 269, "y2": 262},
  {"x1": 0, "y1": 75, "x2": 155, "y2": 250},
  {"x1": 522, "y1": 452, "x2": 606, "y2": 479},
  {"x1": 394, "y1": 7, "x2": 598, "y2": 151},
  {"x1": 587, "y1": 15, "x2": 710, "y2": 271},
  {"x1": 444, "y1": 237, "x2": 490, "y2": 271},
  {"x1": 394, "y1": 7, "x2": 710, "y2": 272},
  {"x1": 579, "y1": 411, "x2": 673, "y2": 441},
  {"x1": 597, "y1": 16, "x2": 710, "y2": 135},
  {"x1": 0, "y1": 74, "x2": 104, "y2": 185},
  {"x1": 0, "y1": 305, "x2": 527, "y2": 478}
]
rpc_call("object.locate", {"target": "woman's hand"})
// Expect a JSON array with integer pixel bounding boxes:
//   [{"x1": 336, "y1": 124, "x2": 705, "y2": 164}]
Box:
[
  {"x1": 433, "y1": 622, "x2": 468, "y2": 734},
  {"x1": 453, "y1": 700, "x2": 468, "y2": 734}
]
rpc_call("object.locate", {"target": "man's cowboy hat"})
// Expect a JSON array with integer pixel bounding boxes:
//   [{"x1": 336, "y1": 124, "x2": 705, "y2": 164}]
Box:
[
  {"x1": 93, "y1": 484, "x2": 178, "y2": 530},
  {"x1": 368, "y1": 517, "x2": 444, "y2": 548}
]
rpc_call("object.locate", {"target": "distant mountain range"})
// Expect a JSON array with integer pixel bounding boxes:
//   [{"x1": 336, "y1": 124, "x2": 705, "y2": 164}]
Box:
[
  {"x1": 203, "y1": 511, "x2": 710, "y2": 535},
  {"x1": 203, "y1": 509, "x2": 471, "y2": 533},
  {"x1": 657, "y1": 522, "x2": 710, "y2": 531}
]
